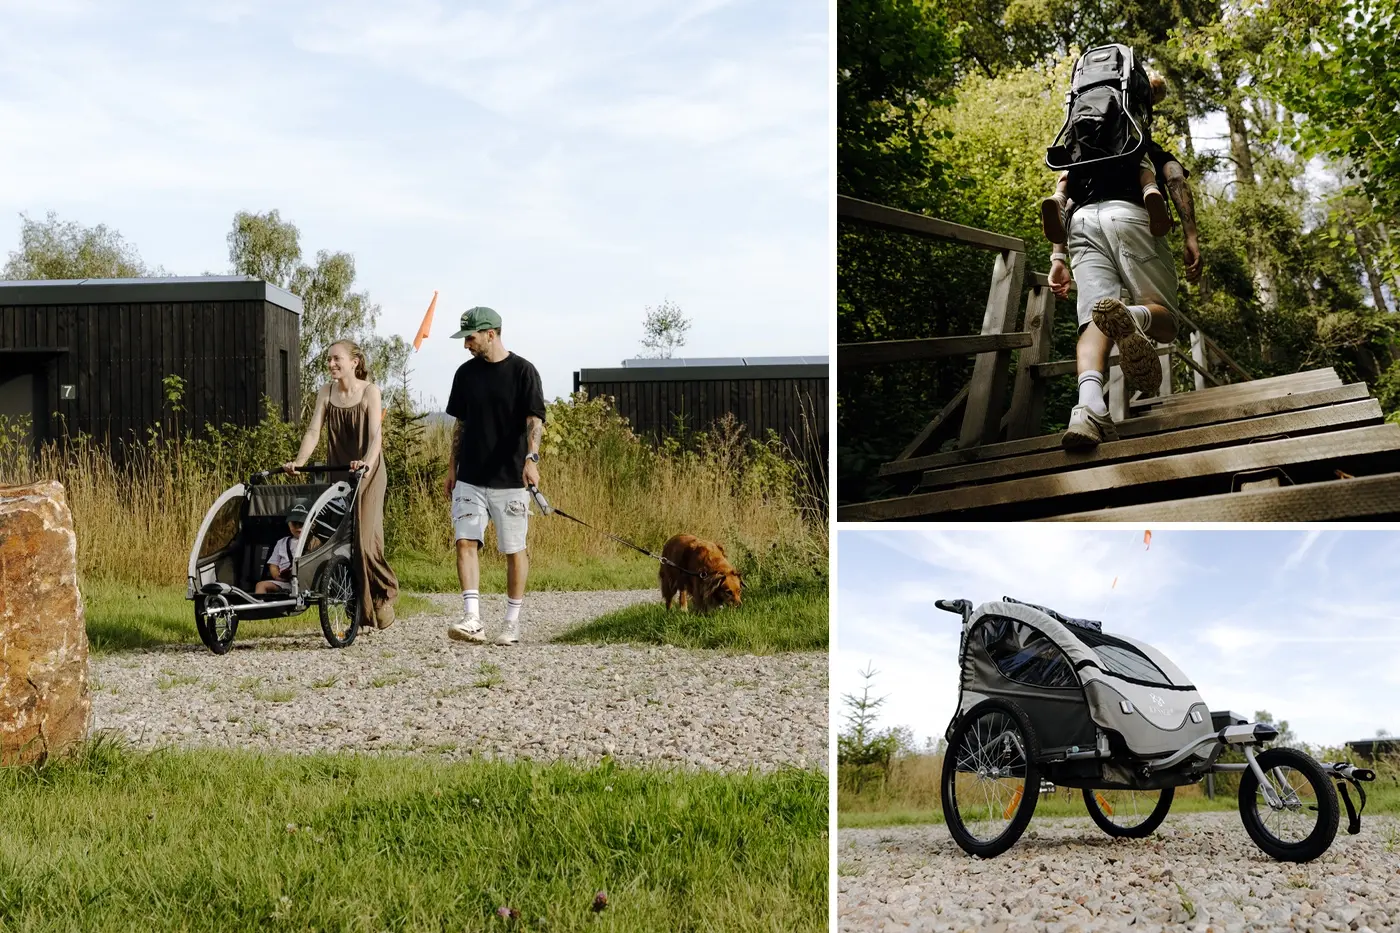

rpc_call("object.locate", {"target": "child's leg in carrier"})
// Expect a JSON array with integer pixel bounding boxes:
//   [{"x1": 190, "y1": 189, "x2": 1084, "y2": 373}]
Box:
[
  {"x1": 1141, "y1": 154, "x2": 1171, "y2": 237},
  {"x1": 1040, "y1": 171, "x2": 1071, "y2": 244}
]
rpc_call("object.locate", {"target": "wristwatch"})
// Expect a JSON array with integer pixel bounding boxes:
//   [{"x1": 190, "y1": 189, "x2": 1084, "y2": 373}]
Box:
[{"x1": 526, "y1": 452, "x2": 540, "y2": 463}]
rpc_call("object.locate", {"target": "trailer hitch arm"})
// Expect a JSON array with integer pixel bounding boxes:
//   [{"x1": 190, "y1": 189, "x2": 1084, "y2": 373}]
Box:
[{"x1": 1321, "y1": 762, "x2": 1375, "y2": 835}]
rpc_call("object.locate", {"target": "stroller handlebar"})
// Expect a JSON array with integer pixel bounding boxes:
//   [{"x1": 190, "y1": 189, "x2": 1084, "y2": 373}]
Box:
[
  {"x1": 935, "y1": 599, "x2": 974, "y2": 623},
  {"x1": 250, "y1": 463, "x2": 368, "y2": 484}
]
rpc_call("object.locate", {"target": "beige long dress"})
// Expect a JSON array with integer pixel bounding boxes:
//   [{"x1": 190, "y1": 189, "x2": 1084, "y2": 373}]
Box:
[{"x1": 325, "y1": 388, "x2": 399, "y2": 629}]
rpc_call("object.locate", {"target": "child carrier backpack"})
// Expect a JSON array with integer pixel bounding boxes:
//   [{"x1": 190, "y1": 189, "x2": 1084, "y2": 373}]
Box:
[{"x1": 1045, "y1": 44, "x2": 1153, "y2": 171}]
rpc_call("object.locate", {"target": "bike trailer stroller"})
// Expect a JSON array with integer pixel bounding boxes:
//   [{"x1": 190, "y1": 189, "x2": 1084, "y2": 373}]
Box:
[
  {"x1": 186, "y1": 464, "x2": 365, "y2": 653},
  {"x1": 937, "y1": 597, "x2": 1374, "y2": 862}
]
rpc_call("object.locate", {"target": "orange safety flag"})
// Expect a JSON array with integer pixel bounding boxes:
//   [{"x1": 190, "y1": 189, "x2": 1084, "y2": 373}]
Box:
[
  {"x1": 1143, "y1": 530, "x2": 1152, "y2": 550},
  {"x1": 413, "y1": 290, "x2": 438, "y2": 351},
  {"x1": 1111, "y1": 576, "x2": 1118, "y2": 589}
]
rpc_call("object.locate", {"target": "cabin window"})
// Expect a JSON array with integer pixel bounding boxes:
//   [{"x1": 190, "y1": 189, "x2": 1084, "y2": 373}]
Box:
[
  {"x1": 973, "y1": 616, "x2": 1078, "y2": 689},
  {"x1": 1078, "y1": 630, "x2": 1174, "y2": 686}
]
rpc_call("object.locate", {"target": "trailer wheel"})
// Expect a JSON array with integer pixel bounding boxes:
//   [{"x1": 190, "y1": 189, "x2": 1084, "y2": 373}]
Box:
[
  {"x1": 941, "y1": 698, "x2": 1041, "y2": 858},
  {"x1": 317, "y1": 556, "x2": 359, "y2": 648},
  {"x1": 1238, "y1": 747, "x2": 1339, "y2": 862},
  {"x1": 194, "y1": 593, "x2": 238, "y2": 655},
  {"x1": 1084, "y1": 787, "x2": 1174, "y2": 838}
]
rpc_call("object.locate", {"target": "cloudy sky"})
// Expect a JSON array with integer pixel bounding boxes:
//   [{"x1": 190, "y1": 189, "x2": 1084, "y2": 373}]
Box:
[
  {"x1": 0, "y1": 0, "x2": 828, "y2": 403},
  {"x1": 836, "y1": 528, "x2": 1400, "y2": 751}
]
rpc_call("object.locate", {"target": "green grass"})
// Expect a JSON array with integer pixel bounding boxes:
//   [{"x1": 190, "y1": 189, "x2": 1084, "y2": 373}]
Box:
[
  {"x1": 393, "y1": 551, "x2": 657, "y2": 593},
  {"x1": 554, "y1": 579, "x2": 829, "y2": 653},
  {"x1": 81, "y1": 581, "x2": 436, "y2": 655},
  {"x1": 0, "y1": 740, "x2": 827, "y2": 932}
]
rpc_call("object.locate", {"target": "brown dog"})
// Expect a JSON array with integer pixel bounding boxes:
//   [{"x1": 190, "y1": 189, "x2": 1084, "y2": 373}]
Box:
[{"x1": 659, "y1": 534, "x2": 743, "y2": 612}]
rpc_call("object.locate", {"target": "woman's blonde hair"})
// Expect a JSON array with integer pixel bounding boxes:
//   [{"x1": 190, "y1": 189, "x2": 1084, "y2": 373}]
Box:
[{"x1": 328, "y1": 340, "x2": 369, "y2": 380}]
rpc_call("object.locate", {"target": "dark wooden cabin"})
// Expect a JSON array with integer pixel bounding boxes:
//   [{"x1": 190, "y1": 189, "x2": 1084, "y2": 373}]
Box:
[
  {"x1": 573, "y1": 356, "x2": 828, "y2": 461},
  {"x1": 0, "y1": 277, "x2": 301, "y2": 451}
]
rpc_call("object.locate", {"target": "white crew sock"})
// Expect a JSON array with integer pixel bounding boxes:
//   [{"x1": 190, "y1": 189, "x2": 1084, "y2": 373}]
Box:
[
  {"x1": 1078, "y1": 371, "x2": 1108, "y2": 416},
  {"x1": 1127, "y1": 304, "x2": 1153, "y2": 334},
  {"x1": 505, "y1": 597, "x2": 523, "y2": 625},
  {"x1": 462, "y1": 590, "x2": 479, "y2": 619}
]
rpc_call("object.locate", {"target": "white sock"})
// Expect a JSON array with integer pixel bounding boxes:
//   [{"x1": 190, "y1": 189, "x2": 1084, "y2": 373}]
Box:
[
  {"x1": 505, "y1": 597, "x2": 523, "y2": 625},
  {"x1": 462, "y1": 590, "x2": 479, "y2": 619},
  {"x1": 1127, "y1": 304, "x2": 1153, "y2": 333},
  {"x1": 1078, "y1": 371, "x2": 1108, "y2": 416}
]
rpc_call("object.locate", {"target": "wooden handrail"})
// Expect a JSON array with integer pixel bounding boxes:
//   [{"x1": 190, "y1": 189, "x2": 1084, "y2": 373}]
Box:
[
  {"x1": 838, "y1": 333, "x2": 1032, "y2": 369},
  {"x1": 838, "y1": 195, "x2": 1026, "y2": 253}
]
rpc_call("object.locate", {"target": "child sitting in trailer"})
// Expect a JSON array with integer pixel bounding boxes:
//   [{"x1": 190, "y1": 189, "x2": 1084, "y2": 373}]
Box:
[{"x1": 255, "y1": 499, "x2": 310, "y2": 595}]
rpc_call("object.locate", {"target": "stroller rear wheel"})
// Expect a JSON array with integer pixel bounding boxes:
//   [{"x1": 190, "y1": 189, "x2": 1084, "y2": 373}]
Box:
[
  {"x1": 1238, "y1": 747, "x2": 1339, "y2": 862},
  {"x1": 941, "y1": 698, "x2": 1041, "y2": 858},
  {"x1": 1084, "y1": 787, "x2": 1174, "y2": 838},
  {"x1": 195, "y1": 593, "x2": 238, "y2": 655},
  {"x1": 317, "y1": 556, "x2": 360, "y2": 648}
]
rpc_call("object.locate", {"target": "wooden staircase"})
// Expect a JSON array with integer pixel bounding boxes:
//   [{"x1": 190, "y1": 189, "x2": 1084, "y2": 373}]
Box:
[{"x1": 838, "y1": 196, "x2": 1400, "y2": 521}]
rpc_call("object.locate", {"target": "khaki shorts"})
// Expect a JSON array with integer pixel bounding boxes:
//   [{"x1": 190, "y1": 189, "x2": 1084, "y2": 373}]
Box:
[
  {"x1": 1068, "y1": 200, "x2": 1179, "y2": 329},
  {"x1": 451, "y1": 482, "x2": 530, "y2": 554}
]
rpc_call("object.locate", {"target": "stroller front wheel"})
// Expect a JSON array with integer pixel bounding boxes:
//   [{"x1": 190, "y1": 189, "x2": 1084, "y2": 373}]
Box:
[
  {"x1": 194, "y1": 593, "x2": 238, "y2": 655},
  {"x1": 1084, "y1": 787, "x2": 1174, "y2": 838},
  {"x1": 317, "y1": 556, "x2": 360, "y2": 648},
  {"x1": 1238, "y1": 747, "x2": 1339, "y2": 862},
  {"x1": 941, "y1": 698, "x2": 1041, "y2": 858}
]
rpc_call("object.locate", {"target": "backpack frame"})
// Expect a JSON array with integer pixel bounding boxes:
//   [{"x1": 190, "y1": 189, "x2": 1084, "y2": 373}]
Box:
[{"x1": 1045, "y1": 44, "x2": 1153, "y2": 172}]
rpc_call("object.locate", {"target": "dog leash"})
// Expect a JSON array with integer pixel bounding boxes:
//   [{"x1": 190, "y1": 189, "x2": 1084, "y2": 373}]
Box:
[{"x1": 528, "y1": 484, "x2": 704, "y2": 577}]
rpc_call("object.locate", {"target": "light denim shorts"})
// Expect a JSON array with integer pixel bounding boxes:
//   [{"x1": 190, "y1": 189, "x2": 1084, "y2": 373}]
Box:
[
  {"x1": 452, "y1": 482, "x2": 530, "y2": 554},
  {"x1": 1068, "y1": 200, "x2": 1179, "y2": 329}
]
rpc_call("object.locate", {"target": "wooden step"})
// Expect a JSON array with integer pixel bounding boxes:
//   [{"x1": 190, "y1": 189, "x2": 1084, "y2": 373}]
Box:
[
  {"x1": 839, "y1": 423, "x2": 1400, "y2": 521},
  {"x1": 877, "y1": 383, "x2": 1371, "y2": 479},
  {"x1": 1131, "y1": 372, "x2": 1341, "y2": 414},
  {"x1": 1130, "y1": 368, "x2": 1339, "y2": 409},
  {"x1": 1050, "y1": 472, "x2": 1400, "y2": 521},
  {"x1": 915, "y1": 398, "x2": 1384, "y2": 491}
]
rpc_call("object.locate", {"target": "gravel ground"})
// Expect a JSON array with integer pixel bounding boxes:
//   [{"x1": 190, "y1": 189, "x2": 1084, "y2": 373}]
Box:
[
  {"x1": 839, "y1": 811, "x2": 1400, "y2": 932},
  {"x1": 89, "y1": 590, "x2": 827, "y2": 772}
]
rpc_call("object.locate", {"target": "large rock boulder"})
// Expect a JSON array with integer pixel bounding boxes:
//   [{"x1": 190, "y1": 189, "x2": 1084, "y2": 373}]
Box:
[{"x1": 0, "y1": 480, "x2": 90, "y2": 765}]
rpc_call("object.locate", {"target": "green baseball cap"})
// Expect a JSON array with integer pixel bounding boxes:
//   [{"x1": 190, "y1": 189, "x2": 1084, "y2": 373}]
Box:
[{"x1": 450, "y1": 306, "x2": 502, "y2": 338}]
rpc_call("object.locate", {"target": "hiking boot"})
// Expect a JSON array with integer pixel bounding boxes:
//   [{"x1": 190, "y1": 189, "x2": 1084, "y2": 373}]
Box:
[
  {"x1": 1143, "y1": 185, "x2": 1172, "y2": 237},
  {"x1": 448, "y1": 614, "x2": 486, "y2": 643},
  {"x1": 1040, "y1": 192, "x2": 1069, "y2": 244},
  {"x1": 1091, "y1": 297, "x2": 1161, "y2": 399},
  {"x1": 1062, "y1": 404, "x2": 1120, "y2": 450},
  {"x1": 493, "y1": 621, "x2": 520, "y2": 646}
]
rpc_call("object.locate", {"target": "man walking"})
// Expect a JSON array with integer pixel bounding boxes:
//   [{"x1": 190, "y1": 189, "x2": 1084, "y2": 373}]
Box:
[
  {"x1": 1048, "y1": 141, "x2": 1202, "y2": 449},
  {"x1": 443, "y1": 306, "x2": 546, "y2": 646}
]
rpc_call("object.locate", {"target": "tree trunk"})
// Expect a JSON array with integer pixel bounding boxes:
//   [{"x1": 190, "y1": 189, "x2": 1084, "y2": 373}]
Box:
[{"x1": 1353, "y1": 223, "x2": 1391, "y2": 313}]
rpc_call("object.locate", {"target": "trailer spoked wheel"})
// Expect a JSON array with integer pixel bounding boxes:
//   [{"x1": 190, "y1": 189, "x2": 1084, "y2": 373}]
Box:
[
  {"x1": 317, "y1": 556, "x2": 359, "y2": 648},
  {"x1": 941, "y1": 698, "x2": 1041, "y2": 858},
  {"x1": 1084, "y1": 787, "x2": 1174, "y2": 838},
  {"x1": 1238, "y1": 747, "x2": 1339, "y2": 862},
  {"x1": 195, "y1": 593, "x2": 238, "y2": 655}
]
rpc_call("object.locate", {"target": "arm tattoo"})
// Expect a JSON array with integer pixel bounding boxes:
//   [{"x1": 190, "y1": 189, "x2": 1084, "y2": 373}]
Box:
[
  {"x1": 1165, "y1": 162, "x2": 1197, "y2": 231},
  {"x1": 526, "y1": 416, "x2": 543, "y2": 451}
]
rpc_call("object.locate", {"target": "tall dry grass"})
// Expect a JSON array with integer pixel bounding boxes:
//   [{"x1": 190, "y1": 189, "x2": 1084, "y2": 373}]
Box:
[{"x1": 0, "y1": 392, "x2": 825, "y2": 589}]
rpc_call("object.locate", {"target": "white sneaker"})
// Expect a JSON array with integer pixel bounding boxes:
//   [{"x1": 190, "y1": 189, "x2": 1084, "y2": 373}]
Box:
[
  {"x1": 448, "y1": 615, "x2": 485, "y2": 643},
  {"x1": 493, "y1": 621, "x2": 520, "y2": 646},
  {"x1": 1062, "y1": 404, "x2": 1119, "y2": 450}
]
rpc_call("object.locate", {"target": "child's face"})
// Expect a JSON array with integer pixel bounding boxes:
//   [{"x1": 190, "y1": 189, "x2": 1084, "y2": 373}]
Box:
[{"x1": 289, "y1": 521, "x2": 304, "y2": 538}]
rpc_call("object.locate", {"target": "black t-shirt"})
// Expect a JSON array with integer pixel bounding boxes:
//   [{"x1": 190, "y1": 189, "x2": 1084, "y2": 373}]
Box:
[
  {"x1": 445, "y1": 352, "x2": 547, "y2": 489},
  {"x1": 1067, "y1": 140, "x2": 1187, "y2": 209}
]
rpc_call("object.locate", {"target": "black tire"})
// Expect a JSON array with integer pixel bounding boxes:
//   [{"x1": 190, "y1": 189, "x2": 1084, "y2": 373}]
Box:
[
  {"x1": 194, "y1": 594, "x2": 238, "y2": 655},
  {"x1": 317, "y1": 556, "x2": 359, "y2": 648},
  {"x1": 941, "y1": 698, "x2": 1041, "y2": 858},
  {"x1": 1083, "y1": 787, "x2": 1174, "y2": 838},
  {"x1": 1238, "y1": 747, "x2": 1339, "y2": 862}
]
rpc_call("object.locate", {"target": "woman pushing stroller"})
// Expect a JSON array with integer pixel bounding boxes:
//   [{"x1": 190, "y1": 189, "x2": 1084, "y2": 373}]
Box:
[{"x1": 282, "y1": 339, "x2": 400, "y2": 631}]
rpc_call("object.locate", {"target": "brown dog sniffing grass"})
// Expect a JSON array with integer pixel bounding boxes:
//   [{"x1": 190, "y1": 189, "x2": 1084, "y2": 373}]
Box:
[{"x1": 659, "y1": 534, "x2": 743, "y2": 612}]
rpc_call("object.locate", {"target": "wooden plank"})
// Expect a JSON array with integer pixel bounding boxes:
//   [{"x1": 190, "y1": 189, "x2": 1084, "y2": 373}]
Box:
[
  {"x1": 838, "y1": 424, "x2": 1400, "y2": 521},
  {"x1": 1134, "y1": 368, "x2": 1337, "y2": 408},
  {"x1": 838, "y1": 195, "x2": 1025, "y2": 253},
  {"x1": 889, "y1": 383, "x2": 969, "y2": 465},
  {"x1": 1050, "y1": 472, "x2": 1400, "y2": 521},
  {"x1": 1131, "y1": 373, "x2": 1341, "y2": 414},
  {"x1": 1190, "y1": 330, "x2": 1209, "y2": 392},
  {"x1": 959, "y1": 249, "x2": 1026, "y2": 448},
  {"x1": 877, "y1": 382, "x2": 1374, "y2": 478},
  {"x1": 838, "y1": 332, "x2": 1032, "y2": 368},
  {"x1": 1005, "y1": 286, "x2": 1055, "y2": 441},
  {"x1": 917, "y1": 399, "x2": 1384, "y2": 490}
]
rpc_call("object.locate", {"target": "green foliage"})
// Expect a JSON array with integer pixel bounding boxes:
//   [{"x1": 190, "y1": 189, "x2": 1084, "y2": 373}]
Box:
[
  {"x1": 639, "y1": 298, "x2": 690, "y2": 359},
  {"x1": 0, "y1": 743, "x2": 827, "y2": 932},
  {"x1": 2, "y1": 211, "x2": 162, "y2": 280},
  {"x1": 837, "y1": 664, "x2": 912, "y2": 796}
]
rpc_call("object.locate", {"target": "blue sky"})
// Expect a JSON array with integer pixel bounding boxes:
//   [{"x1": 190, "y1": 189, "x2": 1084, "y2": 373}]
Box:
[
  {"x1": 837, "y1": 528, "x2": 1400, "y2": 751},
  {"x1": 0, "y1": 0, "x2": 828, "y2": 403}
]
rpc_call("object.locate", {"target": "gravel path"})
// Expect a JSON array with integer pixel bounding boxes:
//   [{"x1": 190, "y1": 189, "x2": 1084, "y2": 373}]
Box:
[
  {"x1": 839, "y1": 812, "x2": 1400, "y2": 932},
  {"x1": 90, "y1": 591, "x2": 827, "y2": 772}
]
